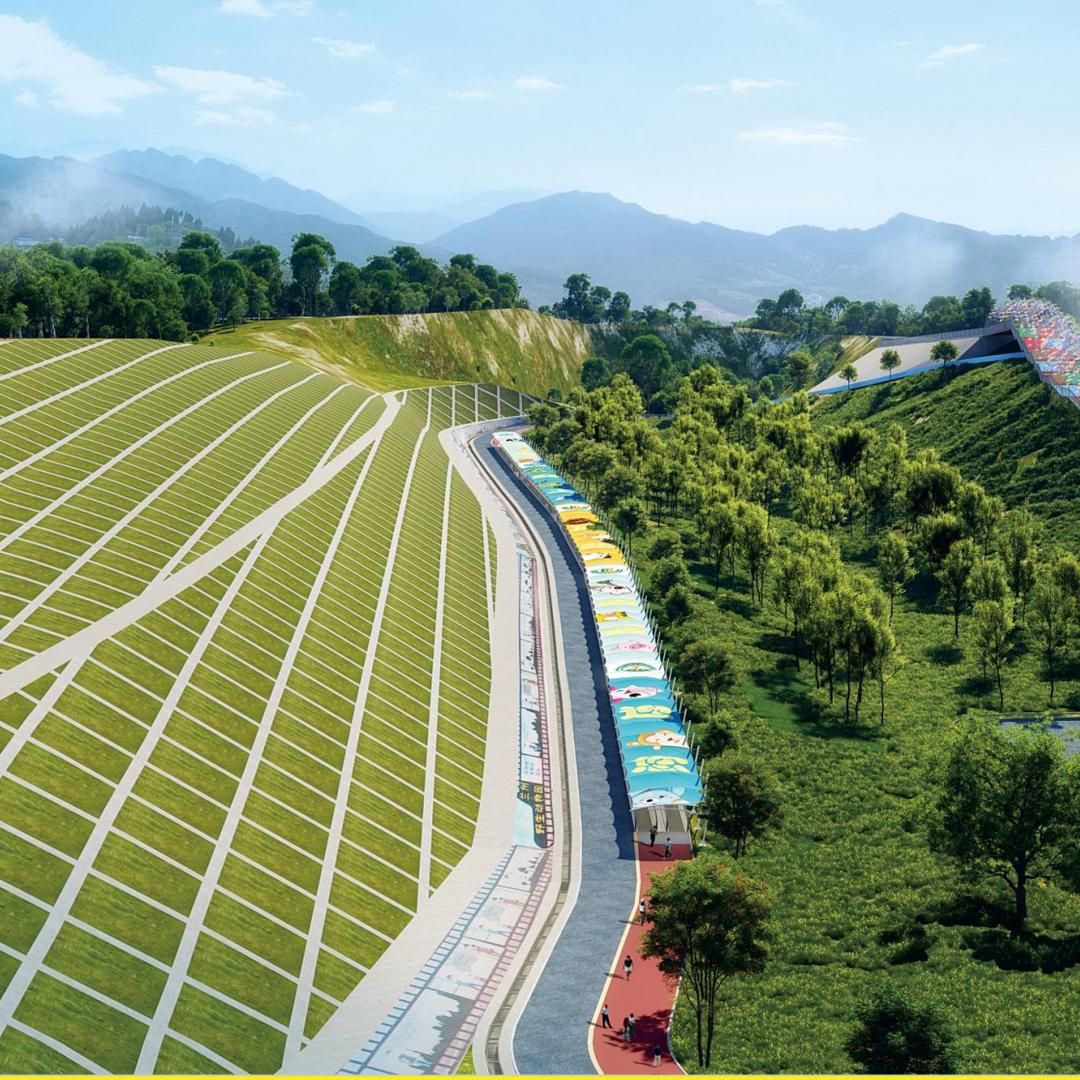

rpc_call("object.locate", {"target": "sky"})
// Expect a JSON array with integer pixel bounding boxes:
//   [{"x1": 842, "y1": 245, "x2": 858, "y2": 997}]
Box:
[{"x1": 2, "y1": 0, "x2": 1079, "y2": 235}]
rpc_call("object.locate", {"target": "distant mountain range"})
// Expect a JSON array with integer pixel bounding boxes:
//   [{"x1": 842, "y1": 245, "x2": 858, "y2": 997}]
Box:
[
  {"x1": 434, "y1": 192, "x2": 1080, "y2": 319},
  {"x1": 95, "y1": 149, "x2": 371, "y2": 227},
  {"x1": 0, "y1": 152, "x2": 395, "y2": 265},
  {"x1": 4, "y1": 150, "x2": 1080, "y2": 319}
]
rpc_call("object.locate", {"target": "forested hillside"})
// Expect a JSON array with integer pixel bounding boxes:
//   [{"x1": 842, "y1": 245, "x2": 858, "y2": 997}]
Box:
[{"x1": 811, "y1": 360, "x2": 1080, "y2": 541}]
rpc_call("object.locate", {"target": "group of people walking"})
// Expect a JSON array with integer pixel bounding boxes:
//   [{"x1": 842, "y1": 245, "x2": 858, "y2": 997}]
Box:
[
  {"x1": 600, "y1": 998, "x2": 664, "y2": 1068},
  {"x1": 596, "y1": 891, "x2": 665, "y2": 1068}
]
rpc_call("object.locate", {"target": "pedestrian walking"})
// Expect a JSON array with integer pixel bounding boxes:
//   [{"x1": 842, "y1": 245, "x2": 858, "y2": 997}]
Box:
[
  {"x1": 628, "y1": 1012, "x2": 637, "y2": 1039},
  {"x1": 638, "y1": 897, "x2": 647, "y2": 923},
  {"x1": 623, "y1": 953, "x2": 633, "y2": 981},
  {"x1": 663, "y1": 836, "x2": 672, "y2": 859},
  {"x1": 622, "y1": 1017, "x2": 631, "y2": 1044},
  {"x1": 653, "y1": 1044, "x2": 663, "y2": 1067},
  {"x1": 649, "y1": 824, "x2": 657, "y2": 848},
  {"x1": 601, "y1": 1003, "x2": 612, "y2": 1029}
]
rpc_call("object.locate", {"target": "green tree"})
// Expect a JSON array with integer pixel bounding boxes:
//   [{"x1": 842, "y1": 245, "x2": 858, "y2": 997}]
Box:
[
  {"x1": 620, "y1": 334, "x2": 673, "y2": 398},
  {"x1": 929, "y1": 338, "x2": 959, "y2": 375},
  {"x1": 611, "y1": 497, "x2": 646, "y2": 557},
  {"x1": 840, "y1": 363, "x2": 858, "y2": 389},
  {"x1": 877, "y1": 533, "x2": 914, "y2": 622},
  {"x1": 701, "y1": 757, "x2": 783, "y2": 857},
  {"x1": 970, "y1": 598, "x2": 1014, "y2": 709},
  {"x1": 879, "y1": 347, "x2": 902, "y2": 380},
  {"x1": 970, "y1": 556, "x2": 1009, "y2": 604},
  {"x1": 1001, "y1": 510, "x2": 1039, "y2": 613},
  {"x1": 680, "y1": 635, "x2": 736, "y2": 712},
  {"x1": 738, "y1": 503, "x2": 774, "y2": 605},
  {"x1": 846, "y1": 987, "x2": 956, "y2": 1074},
  {"x1": 938, "y1": 537, "x2": 977, "y2": 638},
  {"x1": 925, "y1": 718, "x2": 1080, "y2": 932},
  {"x1": 581, "y1": 356, "x2": 611, "y2": 391},
  {"x1": 784, "y1": 349, "x2": 813, "y2": 389},
  {"x1": 1027, "y1": 573, "x2": 1074, "y2": 703},
  {"x1": 917, "y1": 512, "x2": 962, "y2": 570},
  {"x1": 290, "y1": 232, "x2": 335, "y2": 316},
  {"x1": 638, "y1": 856, "x2": 770, "y2": 1067}
]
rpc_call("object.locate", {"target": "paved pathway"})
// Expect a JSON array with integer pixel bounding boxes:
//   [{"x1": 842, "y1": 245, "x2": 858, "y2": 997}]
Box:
[
  {"x1": 590, "y1": 841, "x2": 691, "y2": 1074},
  {"x1": 479, "y1": 437, "x2": 638, "y2": 1076}
]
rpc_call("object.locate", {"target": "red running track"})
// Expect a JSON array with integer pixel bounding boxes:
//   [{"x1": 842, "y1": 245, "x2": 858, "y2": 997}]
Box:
[{"x1": 589, "y1": 840, "x2": 692, "y2": 1074}]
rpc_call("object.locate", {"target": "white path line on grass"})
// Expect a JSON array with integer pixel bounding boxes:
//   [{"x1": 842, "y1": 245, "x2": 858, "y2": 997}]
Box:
[
  {"x1": 416, "y1": 457, "x2": 453, "y2": 904},
  {"x1": 0, "y1": 343, "x2": 187, "y2": 430},
  {"x1": 0, "y1": 339, "x2": 109, "y2": 386},
  {"x1": 137, "y1": 397, "x2": 394, "y2": 1073},
  {"x1": 0, "y1": 360, "x2": 292, "y2": 562},
  {"x1": 151, "y1": 381, "x2": 355, "y2": 581},
  {"x1": 6, "y1": 1019, "x2": 107, "y2": 1075},
  {"x1": 0, "y1": 351, "x2": 253, "y2": 486},
  {"x1": 282, "y1": 389, "x2": 434, "y2": 1060},
  {"x1": 0, "y1": 394, "x2": 399, "y2": 706},
  {"x1": 0, "y1": 534, "x2": 270, "y2": 1051},
  {"x1": 0, "y1": 367, "x2": 313, "y2": 647}
]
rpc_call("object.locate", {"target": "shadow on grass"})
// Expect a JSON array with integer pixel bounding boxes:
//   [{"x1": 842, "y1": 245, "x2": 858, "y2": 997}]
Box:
[
  {"x1": 963, "y1": 927, "x2": 1080, "y2": 973},
  {"x1": 748, "y1": 662, "x2": 877, "y2": 742},
  {"x1": 925, "y1": 640, "x2": 964, "y2": 666}
]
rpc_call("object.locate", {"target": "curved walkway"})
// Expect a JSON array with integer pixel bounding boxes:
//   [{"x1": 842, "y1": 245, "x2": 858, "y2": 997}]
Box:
[
  {"x1": 478, "y1": 436, "x2": 638, "y2": 1076},
  {"x1": 589, "y1": 841, "x2": 691, "y2": 1074}
]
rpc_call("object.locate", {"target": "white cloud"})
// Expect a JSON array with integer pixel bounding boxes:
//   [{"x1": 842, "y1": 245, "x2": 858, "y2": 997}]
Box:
[
  {"x1": 449, "y1": 87, "x2": 492, "y2": 101},
  {"x1": 353, "y1": 99, "x2": 395, "y2": 114},
  {"x1": 0, "y1": 16, "x2": 158, "y2": 115},
  {"x1": 218, "y1": 0, "x2": 312, "y2": 13},
  {"x1": 194, "y1": 105, "x2": 275, "y2": 125},
  {"x1": 682, "y1": 77, "x2": 792, "y2": 95},
  {"x1": 514, "y1": 74, "x2": 562, "y2": 92},
  {"x1": 739, "y1": 121, "x2": 859, "y2": 147},
  {"x1": 924, "y1": 43, "x2": 984, "y2": 67},
  {"x1": 13, "y1": 89, "x2": 39, "y2": 107},
  {"x1": 218, "y1": 0, "x2": 270, "y2": 13},
  {"x1": 312, "y1": 36, "x2": 374, "y2": 59},
  {"x1": 730, "y1": 77, "x2": 793, "y2": 95},
  {"x1": 155, "y1": 66, "x2": 294, "y2": 105}
]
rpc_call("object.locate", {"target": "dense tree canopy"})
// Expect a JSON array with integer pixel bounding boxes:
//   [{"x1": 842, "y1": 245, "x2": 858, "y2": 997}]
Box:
[{"x1": 0, "y1": 231, "x2": 528, "y2": 340}]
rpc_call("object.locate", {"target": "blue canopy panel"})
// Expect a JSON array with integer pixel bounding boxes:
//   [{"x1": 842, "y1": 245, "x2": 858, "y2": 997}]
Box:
[{"x1": 493, "y1": 429, "x2": 704, "y2": 811}]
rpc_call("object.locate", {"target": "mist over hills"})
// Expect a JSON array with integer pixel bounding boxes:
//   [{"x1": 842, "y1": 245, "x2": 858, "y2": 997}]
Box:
[
  {"x1": 4, "y1": 149, "x2": 1080, "y2": 319},
  {"x1": 0, "y1": 153, "x2": 396, "y2": 264},
  {"x1": 435, "y1": 192, "x2": 1080, "y2": 318},
  {"x1": 95, "y1": 149, "x2": 372, "y2": 227}
]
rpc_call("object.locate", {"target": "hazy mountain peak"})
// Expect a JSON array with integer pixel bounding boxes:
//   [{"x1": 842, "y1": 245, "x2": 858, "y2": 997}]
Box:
[{"x1": 94, "y1": 148, "x2": 372, "y2": 228}]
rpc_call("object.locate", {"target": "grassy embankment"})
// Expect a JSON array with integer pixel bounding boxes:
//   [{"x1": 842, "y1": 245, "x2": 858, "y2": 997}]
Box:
[
  {"x1": 633, "y1": 361, "x2": 1080, "y2": 1073},
  {"x1": 206, "y1": 309, "x2": 590, "y2": 397}
]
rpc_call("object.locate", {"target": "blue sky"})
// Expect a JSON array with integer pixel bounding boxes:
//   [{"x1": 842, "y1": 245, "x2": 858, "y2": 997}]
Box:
[{"x1": 2, "y1": 1, "x2": 1079, "y2": 233}]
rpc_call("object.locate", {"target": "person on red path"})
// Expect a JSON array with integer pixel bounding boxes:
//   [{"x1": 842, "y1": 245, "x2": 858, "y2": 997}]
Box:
[
  {"x1": 623, "y1": 954, "x2": 633, "y2": 981},
  {"x1": 628, "y1": 1012, "x2": 637, "y2": 1040},
  {"x1": 653, "y1": 1044, "x2": 663, "y2": 1067},
  {"x1": 663, "y1": 835, "x2": 672, "y2": 859},
  {"x1": 622, "y1": 1017, "x2": 631, "y2": 1044},
  {"x1": 638, "y1": 897, "x2": 647, "y2": 923},
  {"x1": 600, "y1": 1003, "x2": 612, "y2": 1029},
  {"x1": 649, "y1": 824, "x2": 657, "y2": 848}
]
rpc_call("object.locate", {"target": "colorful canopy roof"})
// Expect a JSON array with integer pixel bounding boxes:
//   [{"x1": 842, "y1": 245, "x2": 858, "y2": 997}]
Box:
[
  {"x1": 991, "y1": 298, "x2": 1080, "y2": 408},
  {"x1": 494, "y1": 430, "x2": 703, "y2": 810}
]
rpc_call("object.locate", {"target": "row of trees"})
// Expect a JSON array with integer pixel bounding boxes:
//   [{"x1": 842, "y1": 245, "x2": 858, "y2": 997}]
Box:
[{"x1": 0, "y1": 230, "x2": 528, "y2": 340}]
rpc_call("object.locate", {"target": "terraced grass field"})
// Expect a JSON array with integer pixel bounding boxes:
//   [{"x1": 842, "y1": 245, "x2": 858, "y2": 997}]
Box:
[{"x1": 0, "y1": 338, "x2": 527, "y2": 1073}]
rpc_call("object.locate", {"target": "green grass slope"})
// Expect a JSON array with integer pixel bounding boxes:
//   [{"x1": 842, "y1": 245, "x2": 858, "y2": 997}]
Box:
[
  {"x1": 0, "y1": 338, "x2": 523, "y2": 1073},
  {"x1": 811, "y1": 359, "x2": 1080, "y2": 541},
  {"x1": 205, "y1": 309, "x2": 590, "y2": 396}
]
